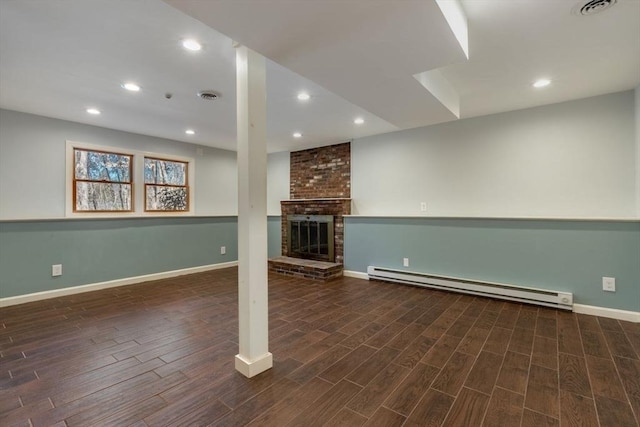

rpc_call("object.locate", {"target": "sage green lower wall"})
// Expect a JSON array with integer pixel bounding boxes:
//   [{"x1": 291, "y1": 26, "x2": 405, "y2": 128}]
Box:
[
  {"x1": 5, "y1": 215, "x2": 637, "y2": 312},
  {"x1": 268, "y1": 216, "x2": 282, "y2": 258},
  {"x1": 0, "y1": 217, "x2": 238, "y2": 298},
  {"x1": 344, "y1": 217, "x2": 640, "y2": 312}
]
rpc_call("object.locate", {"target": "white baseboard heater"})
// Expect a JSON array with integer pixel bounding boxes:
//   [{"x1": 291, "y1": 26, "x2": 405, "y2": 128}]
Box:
[{"x1": 367, "y1": 266, "x2": 573, "y2": 310}]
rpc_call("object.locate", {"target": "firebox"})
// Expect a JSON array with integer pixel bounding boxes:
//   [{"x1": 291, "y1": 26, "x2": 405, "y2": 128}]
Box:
[{"x1": 287, "y1": 215, "x2": 334, "y2": 262}]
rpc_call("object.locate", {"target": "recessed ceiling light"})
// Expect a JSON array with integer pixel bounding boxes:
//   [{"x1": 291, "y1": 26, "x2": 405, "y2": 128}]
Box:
[
  {"x1": 354, "y1": 117, "x2": 365, "y2": 125},
  {"x1": 86, "y1": 108, "x2": 101, "y2": 115},
  {"x1": 293, "y1": 132, "x2": 302, "y2": 138},
  {"x1": 182, "y1": 39, "x2": 202, "y2": 51},
  {"x1": 185, "y1": 129, "x2": 195, "y2": 135},
  {"x1": 121, "y1": 82, "x2": 141, "y2": 92},
  {"x1": 297, "y1": 92, "x2": 310, "y2": 101},
  {"x1": 533, "y1": 79, "x2": 551, "y2": 88}
]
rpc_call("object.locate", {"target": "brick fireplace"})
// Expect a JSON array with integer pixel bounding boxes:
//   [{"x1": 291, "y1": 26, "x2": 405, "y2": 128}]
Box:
[
  {"x1": 283, "y1": 141, "x2": 351, "y2": 264},
  {"x1": 269, "y1": 142, "x2": 351, "y2": 281}
]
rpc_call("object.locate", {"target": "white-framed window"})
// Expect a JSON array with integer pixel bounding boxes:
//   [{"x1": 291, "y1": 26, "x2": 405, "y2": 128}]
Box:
[
  {"x1": 66, "y1": 141, "x2": 195, "y2": 217},
  {"x1": 73, "y1": 147, "x2": 134, "y2": 212},
  {"x1": 144, "y1": 156, "x2": 189, "y2": 212}
]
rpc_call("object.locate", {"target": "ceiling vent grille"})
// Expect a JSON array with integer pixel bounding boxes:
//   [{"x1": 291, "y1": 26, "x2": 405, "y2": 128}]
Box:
[
  {"x1": 576, "y1": 0, "x2": 617, "y2": 15},
  {"x1": 197, "y1": 90, "x2": 220, "y2": 101}
]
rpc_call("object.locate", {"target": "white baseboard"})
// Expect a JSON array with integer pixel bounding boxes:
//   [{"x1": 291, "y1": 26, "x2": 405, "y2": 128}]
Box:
[
  {"x1": 573, "y1": 304, "x2": 640, "y2": 323},
  {"x1": 5, "y1": 265, "x2": 637, "y2": 324},
  {"x1": 0, "y1": 261, "x2": 239, "y2": 308},
  {"x1": 343, "y1": 270, "x2": 369, "y2": 280}
]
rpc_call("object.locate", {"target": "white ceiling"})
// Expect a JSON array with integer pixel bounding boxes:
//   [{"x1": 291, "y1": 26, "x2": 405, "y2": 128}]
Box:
[
  {"x1": 168, "y1": 0, "x2": 468, "y2": 129},
  {"x1": 445, "y1": 0, "x2": 640, "y2": 117},
  {"x1": 0, "y1": 0, "x2": 638, "y2": 154}
]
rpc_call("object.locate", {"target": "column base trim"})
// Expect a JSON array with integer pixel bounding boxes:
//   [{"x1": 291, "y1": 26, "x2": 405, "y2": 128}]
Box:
[{"x1": 235, "y1": 352, "x2": 273, "y2": 378}]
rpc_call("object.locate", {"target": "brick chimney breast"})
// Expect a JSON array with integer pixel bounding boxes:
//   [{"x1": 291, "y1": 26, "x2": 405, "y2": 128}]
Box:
[{"x1": 290, "y1": 142, "x2": 350, "y2": 199}]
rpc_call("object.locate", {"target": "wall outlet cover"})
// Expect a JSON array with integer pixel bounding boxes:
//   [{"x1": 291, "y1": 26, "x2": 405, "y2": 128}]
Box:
[
  {"x1": 403, "y1": 258, "x2": 409, "y2": 267},
  {"x1": 52, "y1": 264, "x2": 62, "y2": 277},
  {"x1": 220, "y1": 246, "x2": 226, "y2": 255},
  {"x1": 602, "y1": 276, "x2": 616, "y2": 292}
]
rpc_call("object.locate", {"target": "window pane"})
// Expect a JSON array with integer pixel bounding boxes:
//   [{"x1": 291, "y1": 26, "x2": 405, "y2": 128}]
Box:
[
  {"x1": 74, "y1": 149, "x2": 130, "y2": 182},
  {"x1": 76, "y1": 182, "x2": 131, "y2": 211},
  {"x1": 146, "y1": 185, "x2": 188, "y2": 211},
  {"x1": 144, "y1": 158, "x2": 186, "y2": 185}
]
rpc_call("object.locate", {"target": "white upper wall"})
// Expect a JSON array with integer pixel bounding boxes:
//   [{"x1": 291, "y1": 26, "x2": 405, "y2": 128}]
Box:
[
  {"x1": 0, "y1": 109, "x2": 287, "y2": 219},
  {"x1": 3, "y1": 89, "x2": 637, "y2": 220},
  {"x1": 636, "y1": 85, "x2": 640, "y2": 216},
  {"x1": 267, "y1": 151, "x2": 289, "y2": 216},
  {"x1": 352, "y1": 90, "x2": 637, "y2": 218}
]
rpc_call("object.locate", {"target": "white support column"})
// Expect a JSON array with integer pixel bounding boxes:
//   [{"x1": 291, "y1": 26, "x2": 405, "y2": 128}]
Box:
[{"x1": 234, "y1": 44, "x2": 272, "y2": 378}]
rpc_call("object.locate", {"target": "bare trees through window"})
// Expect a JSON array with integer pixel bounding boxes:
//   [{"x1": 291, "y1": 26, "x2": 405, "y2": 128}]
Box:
[
  {"x1": 144, "y1": 157, "x2": 189, "y2": 211},
  {"x1": 70, "y1": 144, "x2": 192, "y2": 215},
  {"x1": 73, "y1": 148, "x2": 132, "y2": 211}
]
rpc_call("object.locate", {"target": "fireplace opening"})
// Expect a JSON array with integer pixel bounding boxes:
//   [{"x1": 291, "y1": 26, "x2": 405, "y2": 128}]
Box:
[{"x1": 287, "y1": 214, "x2": 334, "y2": 262}]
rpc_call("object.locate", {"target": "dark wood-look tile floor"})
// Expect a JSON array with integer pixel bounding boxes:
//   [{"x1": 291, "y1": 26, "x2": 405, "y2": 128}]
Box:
[{"x1": 1, "y1": 268, "x2": 639, "y2": 426}]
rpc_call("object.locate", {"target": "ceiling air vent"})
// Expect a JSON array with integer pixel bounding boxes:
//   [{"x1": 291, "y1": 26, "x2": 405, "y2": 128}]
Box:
[
  {"x1": 575, "y1": 0, "x2": 617, "y2": 15},
  {"x1": 197, "y1": 90, "x2": 220, "y2": 101}
]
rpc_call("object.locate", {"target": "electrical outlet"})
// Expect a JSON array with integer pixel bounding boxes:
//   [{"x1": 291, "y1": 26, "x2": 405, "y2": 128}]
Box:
[
  {"x1": 420, "y1": 202, "x2": 427, "y2": 212},
  {"x1": 403, "y1": 258, "x2": 409, "y2": 267},
  {"x1": 52, "y1": 264, "x2": 62, "y2": 277},
  {"x1": 602, "y1": 277, "x2": 616, "y2": 292},
  {"x1": 220, "y1": 246, "x2": 226, "y2": 255}
]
